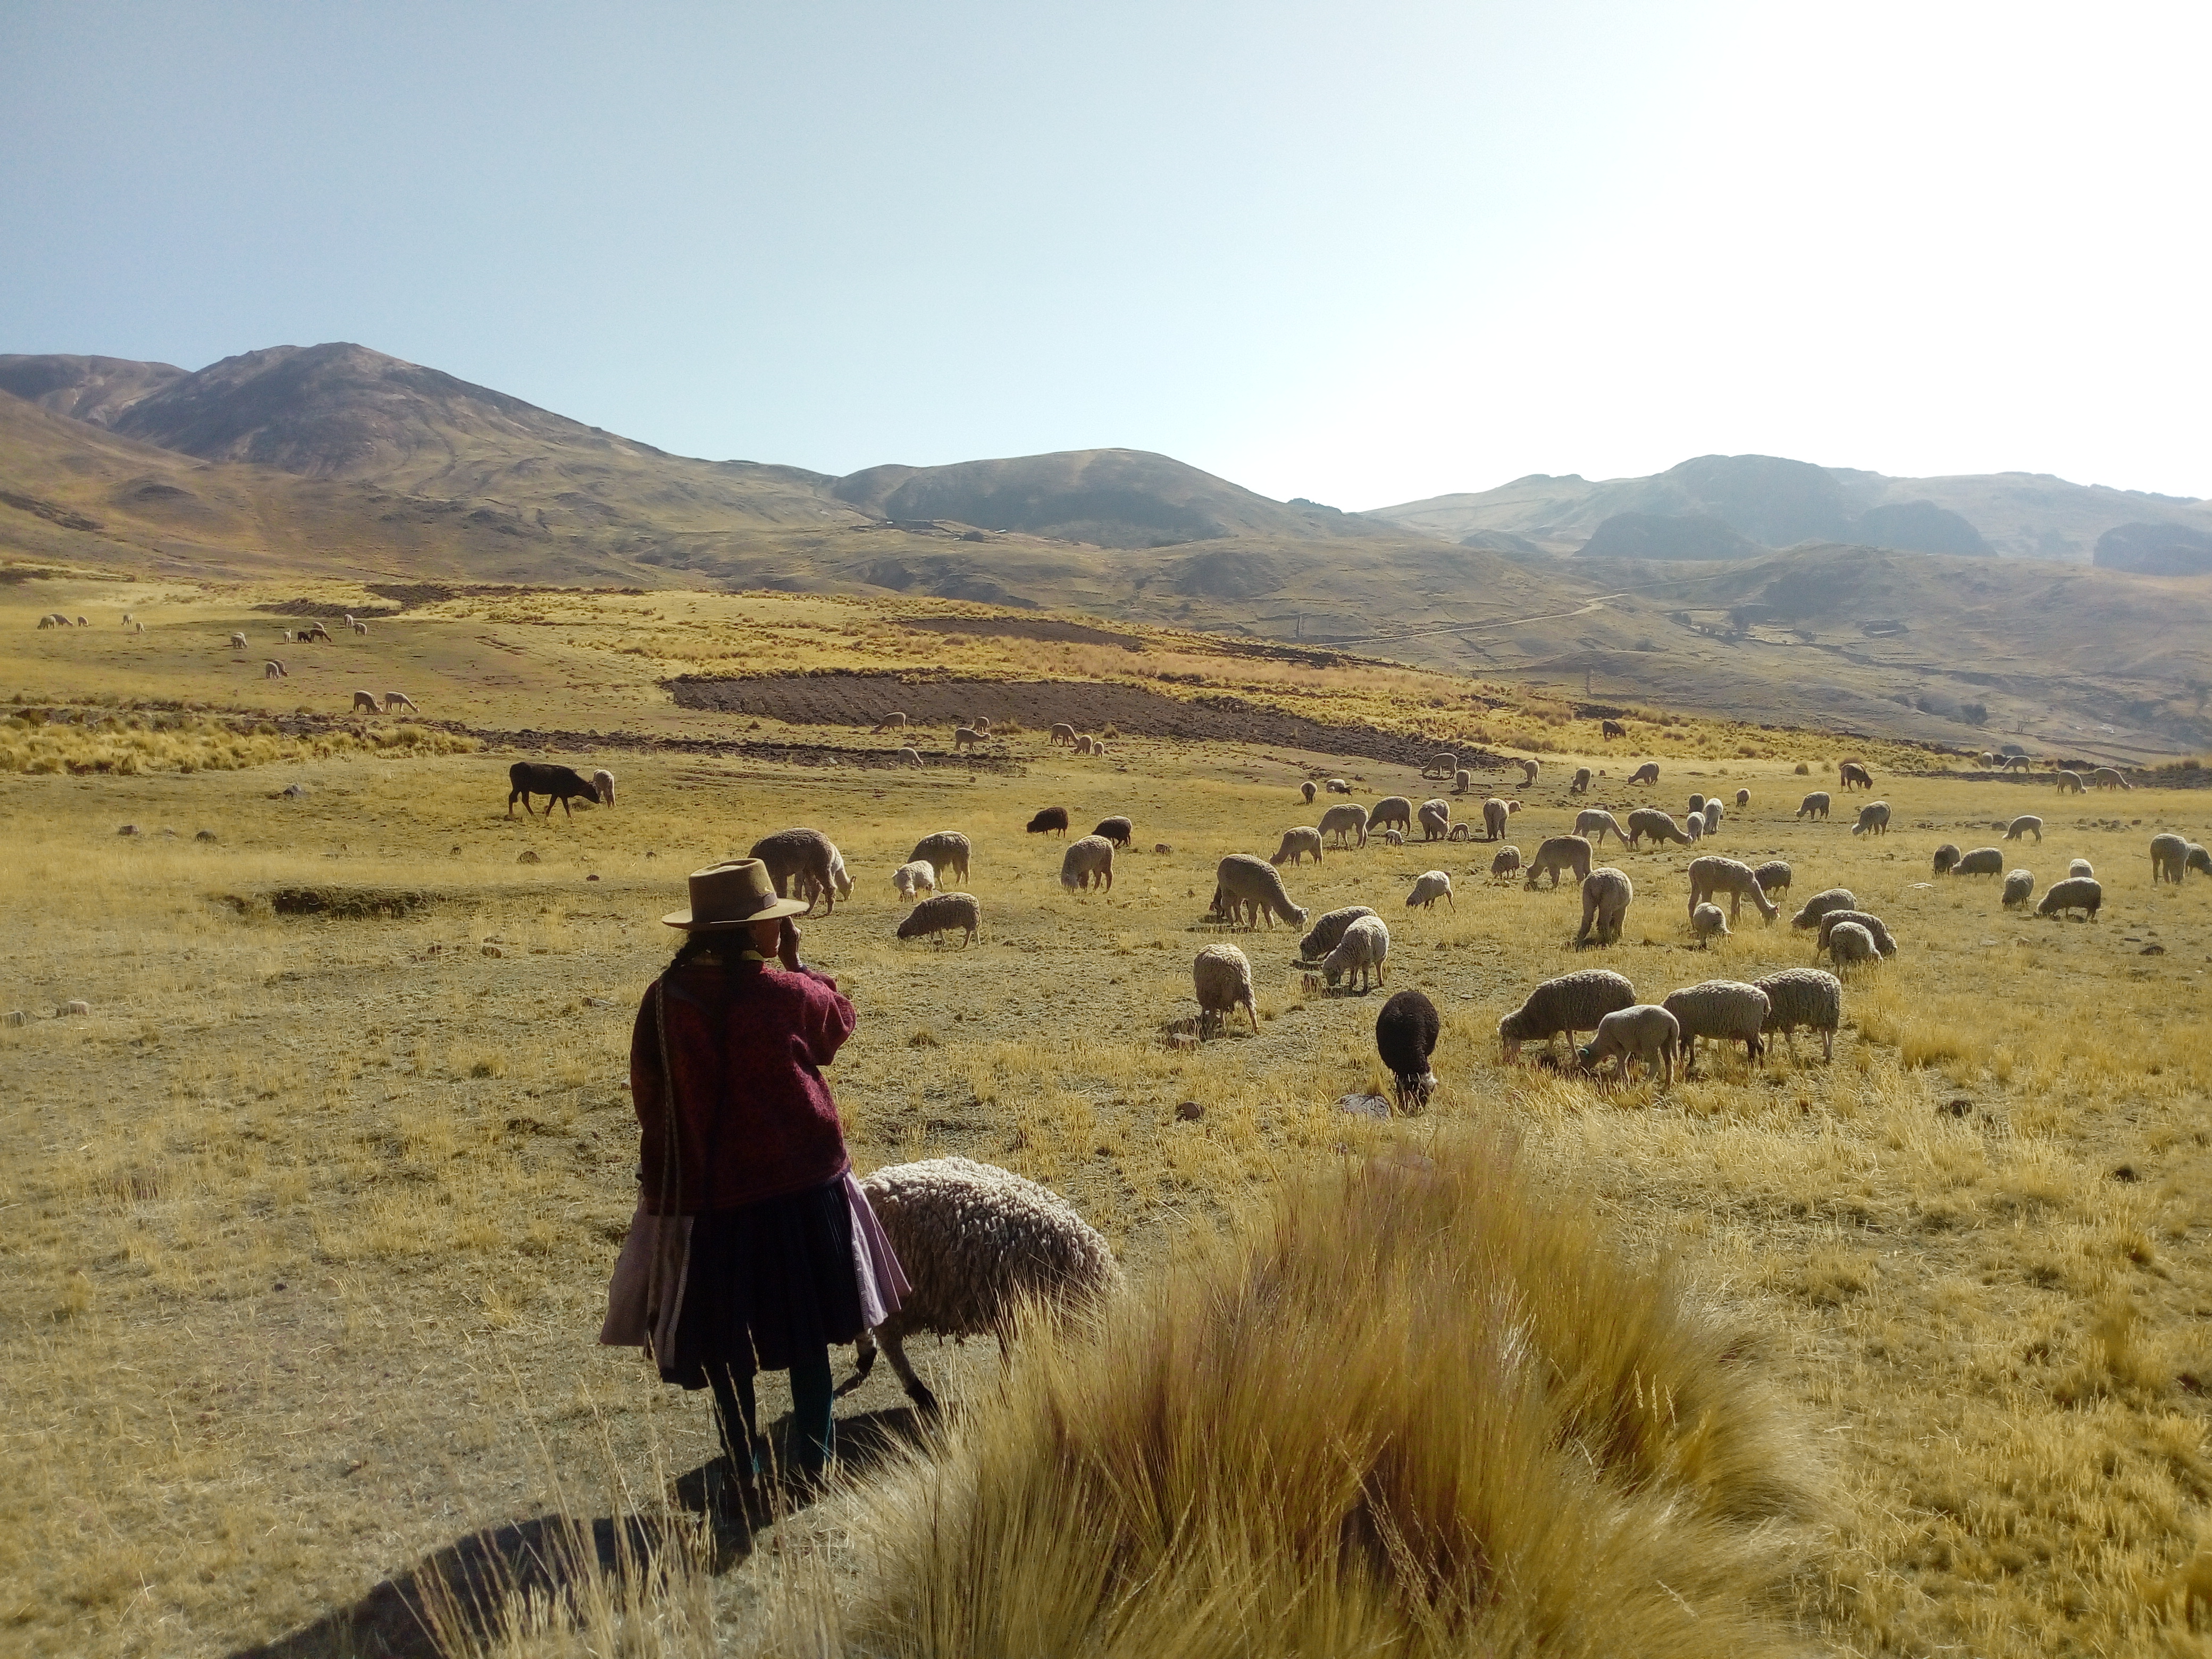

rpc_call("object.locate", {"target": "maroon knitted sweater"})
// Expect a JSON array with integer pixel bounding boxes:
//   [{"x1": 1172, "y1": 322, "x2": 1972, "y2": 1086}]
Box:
[{"x1": 630, "y1": 958, "x2": 856, "y2": 1214}]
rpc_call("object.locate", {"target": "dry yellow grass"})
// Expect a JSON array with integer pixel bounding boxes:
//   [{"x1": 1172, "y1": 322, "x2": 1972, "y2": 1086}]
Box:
[{"x1": 3, "y1": 576, "x2": 2211, "y2": 1656}]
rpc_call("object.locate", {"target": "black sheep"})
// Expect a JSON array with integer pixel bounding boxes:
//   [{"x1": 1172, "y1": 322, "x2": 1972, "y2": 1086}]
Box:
[
  {"x1": 1026, "y1": 806, "x2": 1069, "y2": 837},
  {"x1": 507, "y1": 761, "x2": 600, "y2": 819},
  {"x1": 1375, "y1": 988, "x2": 1440, "y2": 1113},
  {"x1": 1091, "y1": 815, "x2": 1133, "y2": 847}
]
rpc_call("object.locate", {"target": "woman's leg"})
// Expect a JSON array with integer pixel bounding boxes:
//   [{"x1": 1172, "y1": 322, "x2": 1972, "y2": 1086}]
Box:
[
  {"x1": 787, "y1": 1343, "x2": 835, "y2": 1474},
  {"x1": 707, "y1": 1363, "x2": 758, "y2": 1478}
]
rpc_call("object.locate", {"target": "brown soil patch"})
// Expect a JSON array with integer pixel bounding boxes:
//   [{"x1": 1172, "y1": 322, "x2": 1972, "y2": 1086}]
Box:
[{"x1": 667, "y1": 673, "x2": 1513, "y2": 772}]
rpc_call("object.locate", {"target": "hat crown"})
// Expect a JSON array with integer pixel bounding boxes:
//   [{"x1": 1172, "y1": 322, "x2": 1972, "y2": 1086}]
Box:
[{"x1": 685, "y1": 859, "x2": 782, "y2": 927}]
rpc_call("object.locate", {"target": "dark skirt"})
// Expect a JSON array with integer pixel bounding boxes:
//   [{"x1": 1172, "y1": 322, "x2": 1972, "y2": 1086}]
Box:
[{"x1": 663, "y1": 1177, "x2": 866, "y2": 1389}]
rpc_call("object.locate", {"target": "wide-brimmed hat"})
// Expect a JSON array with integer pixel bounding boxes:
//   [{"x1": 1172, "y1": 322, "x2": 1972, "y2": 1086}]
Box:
[{"x1": 662, "y1": 858, "x2": 811, "y2": 930}]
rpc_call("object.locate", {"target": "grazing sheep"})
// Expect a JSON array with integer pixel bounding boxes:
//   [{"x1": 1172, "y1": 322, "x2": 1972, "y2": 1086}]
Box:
[
  {"x1": 1075, "y1": 734, "x2": 1095, "y2": 755},
  {"x1": 1193, "y1": 944, "x2": 1258, "y2": 1037},
  {"x1": 1481, "y1": 797, "x2": 1519, "y2": 841},
  {"x1": 1060, "y1": 835, "x2": 1116, "y2": 893},
  {"x1": 350, "y1": 621, "x2": 367, "y2": 635},
  {"x1": 896, "y1": 891, "x2": 981, "y2": 946},
  {"x1": 1490, "y1": 845, "x2": 1523, "y2": 879},
  {"x1": 1417, "y1": 799, "x2": 1452, "y2": 841},
  {"x1": 1382, "y1": 829, "x2": 1406, "y2": 846},
  {"x1": 1524, "y1": 834, "x2": 1594, "y2": 890},
  {"x1": 750, "y1": 827, "x2": 844, "y2": 913},
  {"x1": 1318, "y1": 802, "x2": 1369, "y2": 848},
  {"x1": 1049, "y1": 721, "x2": 1076, "y2": 746},
  {"x1": 229, "y1": 632, "x2": 248, "y2": 650},
  {"x1": 848, "y1": 1157, "x2": 1120, "y2": 1410},
  {"x1": 1796, "y1": 791, "x2": 1831, "y2": 820},
  {"x1": 1661, "y1": 980, "x2": 1770, "y2": 1075},
  {"x1": 2002, "y1": 870, "x2": 2034, "y2": 908},
  {"x1": 1091, "y1": 816, "x2": 1134, "y2": 848},
  {"x1": 892, "y1": 860, "x2": 937, "y2": 902},
  {"x1": 1951, "y1": 847, "x2": 2003, "y2": 877},
  {"x1": 1790, "y1": 887, "x2": 1859, "y2": 930},
  {"x1": 1579, "y1": 1005, "x2": 1680, "y2": 1087},
  {"x1": 509, "y1": 761, "x2": 601, "y2": 820},
  {"x1": 909, "y1": 831, "x2": 971, "y2": 886},
  {"x1": 1839, "y1": 760, "x2": 1873, "y2": 791},
  {"x1": 1813, "y1": 910, "x2": 1898, "y2": 959},
  {"x1": 1688, "y1": 794, "x2": 1707, "y2": 817},
  {"x1": 1687, "y1": 855, "x2": 1779, "y2": 923},
  {"x1": 2006, "y1": 815, "x2": 2042, "y2": 842},
  {"x1": 36, "y1": 615, "x2": 56, "y2": 630},
  {"x1": 1212, "y1": 854, "x2": 1308, "y2": 931},
  {"x1": 1574, "y1": 808, "x2": 1627, "y2": 847},
  {"x1": 2189, "y1": 845, "x2": 2212, "y2": 879},
  {"x1": 1519, "y1": 758, "x2": 1538, "y2": 786},
  {"x1": 954, "y1": 726, "x2": 982, "y2": 751},
  {"x1": 1452, "y1": 768, "x2": 1473, "y2": 795},
  {"x1": 2151, "y1": 833, "x2": 2190, "y2": 884},
  {"x1": 351, "y1": 690, "x2": 379, "y2": 714},
  {"x1": 1298, "y1": 905, "x2": 1377, "y2": 962},
  {"x1": 898, "y1": 747, "x2": 923, "y2": 767},
  {"x1": 1026, "y1": 806, "x2": 1070, "y2": 837},
  {"x1": 2038, "y1": 876, "x2": 2102, "y2": 920},
  {"x1": 1849, "y1": 800, "x2": 1891, "y2": 836},
  {"x1": 1497, "y1": 968, "x2": 1637, "y2": 1061},
  {"x1": 1576, "y1": 866, "x2": 1633, "y2": 945},
  {"x1": 1571, "y1": 767, "x2": 1593, "y2": 795},
  {"x1": 1701, "y1": 801, "x2": 1721, "y2": 836},
  {"x1": 2091, "y1": 767, "x2": 2132, "y2": 791},
  {"x1": 1684, "y1": 815, "x2": 1703, "y2": 844},
  {"x1": 1375, "y1": 989, "x2": 1440, "y2": 1112},
  {"x1": 1422, "y1": 751, "x2": 1456, "y2": 780},
  {"x1": 1932, "y1": 843, "x2": 1960, "y2": 875},
  {"x1": 1321, "y1": 915, "x2": 1389, "y2": 991},
  {"x1": 1369, "y1": 796, "x2": 1413, "y2": 835},
  {"x1": 1624, "y1": 808, "x2": 1692, "y2": 849},
  {"x1": 2068, "y1": 858, "x2": 2093, "y2": 879},
  {"x1": 2055, "y1": 770, "x2": 2084, "y2": 794},
  {"x1": 1629, "y1": 762, "x2": 1660, "y2": 785},
  {"x1": 1325, "y1": 777, "x2": 1353, "y2": 794},
  {"x1": 1825, "y1": 921, "x2": 1880, "y2": 969},
  {"x1": 969, "y1": 717, "x2": 990, "y2": 733},
  {"x1": 591, "y1": 768, "x2": 616, "y2": 808},
  {"x1": 383, "y1": 692, "x2": 418, "y2": 712},
  {"x1": 1301, "y1": 780, "x2": 1317, "y2": 804},
  {"x1": 1754, "y1": 968, "x2": 1842, "y2": 1062},
  {"x1": 1735, "y1": 789, "x2": 1749, "y2": 809},
  {"x1": 1270, "y1": 826, "x2": 1324, "y2": 866},
  {"x1": 1752, "y1": 859, "x2": 1791, "y2": 896},
  {"x1": 263, "y1": 659, "x2": 287, "y2": 678},
  {"x1": 1406, "y1": 870, "x2": 1454, "y2": 911},
  {"x1": 1447, "y1": 824, "x2": 1473, "y2": 842},
  {"x1": 1690, "y1": 902, "x2": 1728, "y2": 947},
  {"x1": 1602, "y1": 719, "x2": 1627, "y2": 740}
]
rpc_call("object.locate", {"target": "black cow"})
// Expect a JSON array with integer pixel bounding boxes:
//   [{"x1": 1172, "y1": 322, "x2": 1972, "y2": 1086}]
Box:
[{"x1": 508, "y1": 762, "x2": 600, "y2": 819}]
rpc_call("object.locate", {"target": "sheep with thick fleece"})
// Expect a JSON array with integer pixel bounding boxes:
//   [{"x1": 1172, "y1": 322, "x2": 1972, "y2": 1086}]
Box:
[
  {"x1": 1796, "y1": 792, "x2": 1831, "y2": 820},
  {"x1": 896, "y1": 892, "x2": 981, "y2": 946},
  {"x1": 1752, "y1": 859, "x2": 1791, "y2": 896},
  {"x1": 1688, "y1": 794, "x2": 1707, "y2": 817},
  {"x1": 1625, "y1": 808, "x2": 1692, "y2": 849},
  {"x1": 848, "y1": 1157, "x2": 1122, "y2": 1411},
  {"x1": 1825, "y1": 921, "x2": 1879, "y2": 969},
  {"x1": 1951, "y1": 847, "x2": 2004, "y2": 877},
  {"x1": 2189, "y1": 844, "x2": 2212, "y2": 878},
  {"x1": 1213, "y1": 854, "x2": 1307, "y2": 931},
  {"x1": 1790, "y1": 887, "x2": 1858, "y2": 930},
  {"x1": 2006, "y1": 815, "x2": 2042, "y2": 842},
  {"x1": 1490, "y1": 845, "x2": 1523, "y2": 879},
  {"x1": 1375, "y1": 989, "x2": 1440, "y2": 1112},
  {"x1": 1453, "y1": 769, "x2": 1473, "y2": 796},
  {"x1": 750, "y1": 827, "x2": 844, "y2": 915},
  {"x1": 1932, "y1": 843, "x2": 1960, "y2": 875},
  {"x1": 1406, "y1": 870, "x2": 1454, "y2": 911},
  {"x1": 1850, "y1": 800, "x2": 1892, "y2": 836},
  {"x1": 592, "y1": 768, "x2": 617, "y2": 808},
  {"x1": 2151, "y1": 833, "x2": 2189, "y2": 884},
  {"x1": 1325, "y1": 777, "x2": 1353, "y2": 794},
  {"x1": 1060, "y1": 835, "x2": 1116, "y2": 893},
  {"x1": 1193, "y1": 944, "x2": 1257, "y2": 1037},
  {"x1": 1814, "y1": 909, "x2": 1897, "y2": 959},
  {"x1": 2069, "y1": 858, "x2": 2094, "y2": 879},
  {"x1": 1369, "y1": 796, "x2": 1413, "y2": 835},
  {"x1": 1091, "y1": 816, "x2": 1134, "y2": 848},
  {"x1": 2038, "y1": 877, "x2": 2102, "y2": 920},
  {"x1": 1382, "y1": 829, "x2": 1405, "y2": 846},
  {"x1": 1574, "y1": 808, "x2": 1626, "y2": 848},
  {"x1": 1702, "y1": 800, "x2": 1721, "y2": 836},
  {"x1": 1497, "y1": 968, "x2": 1637, "y2": 1060},
  {"x1": 1524, "y1": 834, "x2": 1594, "y2": 891},
  {"x1": 1661, "y1": 979, "x2": 1770, "y2": 1074},
  {"x1": 1418, "y1": 799, "x2": 1452, "y2": 841},
  {"x1": 1318, "y1": 802, "x2": 1369, "y2": 848},
  {"x1": 1321, "y1": 914, "x2": 1389, "y2": 991},
  {"x1": 1691, "y1": 902, "x2": 1728, "y2": 947},
  {"x1": 1299, "y1": 905, "x2": 1377, "y2": 961},
  {"x1": 1481, "y1": 797, "x2": 1519, "y2": 841},
  {"x1": 2002, "y1": 870, "x2": 2034, "y2": 909},
  {"x1": 1571, "y1": 767, "x2": 1593, "y2": 795},
  {"x1": 1270, "y1": 826, "x2": 1324, "y2": 866},
  {"x1": 1735, "y1": 788, "x2": 1750, "y2": 809},
  {"x1": 1576, "y1": 866, "x2": 1632, "y2": 945},
  {"x1": 1687, "y1": 855, "x2": 1778, "y2": 923},
  {"x1": 1754, "y1": 968, "x2": 1841, "y2": 1061},
  {"x1": 892, "y1": 860, "x2": 937, "y2": 903},
  {"x1": 1579, "y1": 1005, "x2": 1679, "y2": 1087},
  {"x1": 1301, "y1": 780, "x2": 1317, "y2": 804},
  {"x1": 1684, "y1": 815, "x2": 1703, "y2": 844},
  {"x1": 909, "y1": 831, "x2": 970, "y2": 886}
]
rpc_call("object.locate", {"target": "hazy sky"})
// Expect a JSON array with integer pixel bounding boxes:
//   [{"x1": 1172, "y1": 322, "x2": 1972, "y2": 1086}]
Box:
[{"x1": 5, "y1": 2, "x2": 2208, "y2": 506}]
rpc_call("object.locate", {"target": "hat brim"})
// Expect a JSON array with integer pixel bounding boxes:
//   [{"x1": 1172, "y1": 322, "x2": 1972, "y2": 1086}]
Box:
[{"x1": 663, "y1": 895, "x2": 812, "y2": 929}]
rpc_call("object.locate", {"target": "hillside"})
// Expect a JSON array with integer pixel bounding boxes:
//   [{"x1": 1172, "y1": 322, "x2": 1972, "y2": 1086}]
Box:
[{"x1": 1372, "y1": 453, "x2": 2212, "y2": 563}]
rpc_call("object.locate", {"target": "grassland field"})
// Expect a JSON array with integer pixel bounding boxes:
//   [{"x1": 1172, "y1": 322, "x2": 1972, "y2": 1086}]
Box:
[{"x1": 6, "y1": 577, "x2": 2212, "y2": 1657}]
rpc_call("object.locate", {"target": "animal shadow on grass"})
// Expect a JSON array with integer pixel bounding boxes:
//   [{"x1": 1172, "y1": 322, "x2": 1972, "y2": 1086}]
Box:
[{"x1": 230, "y1": 1404, "x2": 926, "y2": 1659}]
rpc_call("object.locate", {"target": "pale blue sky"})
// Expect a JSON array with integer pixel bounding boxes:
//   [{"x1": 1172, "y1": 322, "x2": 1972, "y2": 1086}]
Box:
[{"x1": 5, "y1": 1, "x2": 2208, "y2": 505}]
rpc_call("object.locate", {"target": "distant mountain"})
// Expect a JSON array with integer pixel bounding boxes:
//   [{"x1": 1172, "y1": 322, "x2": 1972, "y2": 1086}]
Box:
[
  {"x1": 1371, "y1": 453, "x2": 2212, "y2": 563},
  {"x1": 0, "y1": 353, "x2": 188, "y2": 425},
  {"x1": 1574, "y1": 512, "x2": 1760, "y2": 561},
  {"x1": 2095, "y1": 522, "x2": 2212, "y2": 577}
]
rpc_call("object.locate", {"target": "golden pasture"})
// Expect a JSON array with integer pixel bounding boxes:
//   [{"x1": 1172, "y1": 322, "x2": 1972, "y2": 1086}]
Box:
[{"x1": 4, "y1": 579, "x2": 2212, "y2": 1657}]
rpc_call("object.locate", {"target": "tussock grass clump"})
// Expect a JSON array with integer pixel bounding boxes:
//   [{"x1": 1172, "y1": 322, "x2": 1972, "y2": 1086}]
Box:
[
  {"x1": 0, "y1": 710, "x2": 474, "y2": 775},
  {"x1": 763, "y1": 1134, "x2": 1819, "y2": 1658}
]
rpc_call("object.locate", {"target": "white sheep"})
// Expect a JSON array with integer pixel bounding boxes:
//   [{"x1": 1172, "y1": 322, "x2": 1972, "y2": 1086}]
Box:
[
  {"x1": 351, "y1": 620, "x2": 367, "y2": 635},
  {"x1": 229, "y1": 632, "x2": 248, "y2": 650},
  {"x1": 1684, "y1": 815, "x2": 1703, "y2": 843},
  {"x1": 1519, "y1": 758, "x2": 1538, "y2": 785},
  {"x1": 1691, "y1": 902, "x2": 1728, "y2": 946},
  {"x1": 1687, "y1": 855, "x2": 1778, "y2": 923},
  {"x1": 910, "y1": 831, "x2": 971, "y2": 886},
  {"x1": 1318, "y1": 802, "x2": 1369, "y2": 848},
  {"x1": 1481, "y1": 797, "x2": 1519, "y2": 840},
  {"x1": 1752, "y1": 859, "x2": 1791, "y2": 897},
  {"x1": 1790, "y1": 887, "x2": 1858, "y2": 931},
  {"x1": 591, "y1": 768, "x2": 616, "y2": 808},
  {"x1": 1825, "y1": 921, "x2": 1879, "y2": 969},
  {"x1": 1322, "y1": 914, "x2": 1389, "y2": 991},
  {"x1": 1417, "y1": 799, "x2": 1452, "y2": 841},
  {"x1": 892, "y1": 860, "x2": 937, "y2": 903},
  {"x1": 1571, "y1": 767, "x2": 1593, "y2": 795},
  {"x1": 1577, "y1": 866, "x2": 1632, "y2": 945},
  {"x1": 847, "y1": 1157, "x2": 1122, "y2": 1411},
  {"x1": 2151, "y1": 834, "x2": 2189, "y2": 884},
  {"x1": 1369, "y1": 796, "x2": 1414, "y2": 835},
  {"x1": 1325, "y1": 777, "x2": 1352, "y2": 794},
  {"x1": 1952, "y1": 847, "x2": 2003, "y2": 877},
  {"x1": 1270, "y1": 826, "x2": 1324, "y2": 867},
  {"x1": 1060, "y1": 835, "x2": 1116, "y2": 893},
  {"x1": 1301, "y1": 780, "x2": 1317, "y2": 803},
  {"x1": 2068, "y1": 858, "x2": 2093, "y2": 879},
  {"x1": 1406, "y1": 870, "x2": 1454, "y2": 911},
  {"x1": 2006, "y1": 815, "x2": 2042, "y2": 842},
  {"x1": 1381, "y1": 828, "x2": 1405, "y2": 846},
  {"x1": 1849, "y1": 800, "x2": 1891, "y2": 836},
  {"x1": 1814, "y1": 909, "x2": 1897, "y2": 959},
  {"x1": 1447, "y1": 823, "x2": 1472, "y2": 842},
  {"x1": 1452, "y1": 768, "x2": 1472, "y2": 795},
  {"x1": 1497, "y1": 968, "x2": 1637, "y2": 1061},
  {"x1": 2002, "y1": 870, "x2": 2034, "y2": 908},
  {"x1": 2189, "y1": 845, "x2": 2212, "y2": 879},
  {"x1": 1489, "y1": 845, "x2": 1522, "y2": 879},
  {"x1": 1735, "y1": 788, "x2": 1749, "y2": 809},
  {"x1": 955, "y1": 725, "x2": 983, "y2": 751},
  {"x1": 264, "y1": 660, "x2": 287, "y2": 679},
  {"x1": 1701, "y1": 800, "x2": 1721, "y2": 836},
  {"x1": 1754, "y1": 968, "x2": 1841, "y2": 1062},
  {"x1": 2038, "y1": 877, "x2": 2102, "y2": 920},
  {"x1": 1298, "y1": 905, "x2": 1376, "y2": 961},
  {"x1": 1661, "y1": 979, "x2": 1770, "y2": 1074},
  {"x1": 896, "y1": 892, "x2": 981, "y2": 946},
  {"x1": 1193, "y1": 944, "x2": 1258, "y2": 1037},
  {"x1": 1579, "y1": 1004, "x2": 1679, "y2": 1087},
  {"x1": 1795, "y1": 792, "x2": 1831, "y2": 820}
]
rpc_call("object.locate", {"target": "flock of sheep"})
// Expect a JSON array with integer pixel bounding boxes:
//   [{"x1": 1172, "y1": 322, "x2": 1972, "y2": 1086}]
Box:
[{"x1": 38, "y1": 606, "x2": 427, "y2": 712}]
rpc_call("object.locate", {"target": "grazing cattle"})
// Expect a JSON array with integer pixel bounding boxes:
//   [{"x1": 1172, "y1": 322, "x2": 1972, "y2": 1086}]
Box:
[{"x1": 507, "y1": 762, "x2": 601, "y2": 819}]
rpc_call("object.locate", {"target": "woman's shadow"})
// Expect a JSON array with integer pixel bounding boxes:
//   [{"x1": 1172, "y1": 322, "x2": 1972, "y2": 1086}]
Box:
[{"x1": 229, "y1": 1404, "x2": 925, "y2": 1659}]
